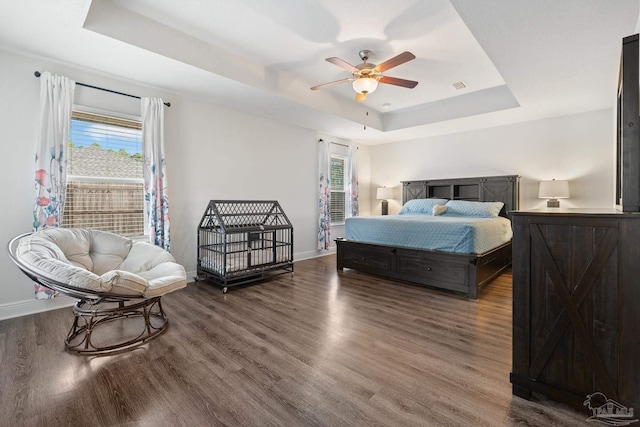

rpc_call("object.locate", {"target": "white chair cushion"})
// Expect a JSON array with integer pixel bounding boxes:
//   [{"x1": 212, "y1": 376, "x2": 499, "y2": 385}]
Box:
[
  {"x1": 88, "y1": 230, "x2": 134, "y2": 275},
  {"x1": 37, "y1": 228, "x2": 133, "y2": 274},
  {"x1": 18, "y1": 233, "x2": 106, "y2": 292},
  {"x1": 17, "y1": 229, "x2": 187, "y2": 297},
  {"x1": 100, "y1": 270, "x2": 150, "y2": 296},
  {"x1": 118, "y1": 241, "x2": 176, "y2": 274},
  {"x1": 139, "y1": 262, "x2": 189, "y2": 298},
  {"x1": 120, "y1": 241, "x2": 186, "y2": 297}
]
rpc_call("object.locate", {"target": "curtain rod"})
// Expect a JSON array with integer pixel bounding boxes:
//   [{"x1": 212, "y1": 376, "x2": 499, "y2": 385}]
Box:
[
  {"x1": 318, "y1": 139, "x2": 357, "y2": 149},
  {"x1": 34, "y1": 71, "x2": 171, "y2": 107}
]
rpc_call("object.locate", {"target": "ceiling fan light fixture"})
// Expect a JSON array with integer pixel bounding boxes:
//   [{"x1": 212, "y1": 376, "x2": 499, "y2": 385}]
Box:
[{"x1": 352, "y1": 77, "x2": 379, "y2": 95}]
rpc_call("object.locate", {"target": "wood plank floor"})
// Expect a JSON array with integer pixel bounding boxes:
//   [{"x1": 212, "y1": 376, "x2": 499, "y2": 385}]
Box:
[{"x1": 0, "y1": 255, "x2": 590, "y2": 426}]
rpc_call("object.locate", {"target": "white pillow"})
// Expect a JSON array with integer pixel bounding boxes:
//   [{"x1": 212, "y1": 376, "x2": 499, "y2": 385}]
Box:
[
  {"x1": 399, "y1": 198, "x2": 448, "y2": 215},
  {"x1": 432, "y1": 205, "x2": 448, "y2": 216},
  {"x1": 444, "y1": 200, "x2": 504, "y2": 217}
]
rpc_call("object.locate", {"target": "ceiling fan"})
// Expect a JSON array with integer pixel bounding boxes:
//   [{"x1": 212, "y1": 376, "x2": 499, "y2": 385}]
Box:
[{"x1": 310, "y1": 50, "x2": 418, "y2": 102}]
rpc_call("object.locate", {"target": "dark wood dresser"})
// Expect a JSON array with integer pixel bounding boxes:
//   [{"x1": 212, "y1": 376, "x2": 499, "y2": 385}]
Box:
[{"x1": 510, "y1": 209, "x2": 640, "y2": 412}]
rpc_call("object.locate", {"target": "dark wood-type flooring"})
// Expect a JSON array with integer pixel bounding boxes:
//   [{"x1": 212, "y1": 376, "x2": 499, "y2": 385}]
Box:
[{"x1": 0, "y1": 255, "x2": 590, "y2": 426}]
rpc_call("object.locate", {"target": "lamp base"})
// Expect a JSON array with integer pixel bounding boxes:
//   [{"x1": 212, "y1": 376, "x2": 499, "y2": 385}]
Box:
[
  {"x1": 546, "y1": 199, "x2": 560, "y2": 208},
  {"x1": 381, "y1": 200, "x2": 389, "y2": 215}
]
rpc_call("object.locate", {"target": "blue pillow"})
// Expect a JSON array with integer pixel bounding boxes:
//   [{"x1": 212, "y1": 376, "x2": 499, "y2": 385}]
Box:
[
  {"x1": 444, "y1": 200, "x2": 504, "y2": 217},
  {"x1": 398, "y1": 198, "x2": 448, "y2": 215}
]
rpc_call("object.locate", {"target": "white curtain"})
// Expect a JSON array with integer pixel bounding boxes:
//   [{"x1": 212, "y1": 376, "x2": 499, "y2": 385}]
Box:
[
  {"x1": 317, "y1": 139, "x2": 331, "y2": 250},
  {"x1": 141, "y1": 97, "x2": 170, "y2": 250},
  {"x1": 33, "y1": 71, "x2": 75, "y2": 299},
  {"x1": 348, "y1": 145, "x2": 358, "y2": 217},
  {"x1": 33, "y1": 71, "x2": 75, "y2": 231}
]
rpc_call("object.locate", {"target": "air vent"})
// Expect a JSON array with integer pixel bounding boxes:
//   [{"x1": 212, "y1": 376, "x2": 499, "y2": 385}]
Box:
[{"x1": 452, "y1": 81, "x2": 467, "y2": 90}]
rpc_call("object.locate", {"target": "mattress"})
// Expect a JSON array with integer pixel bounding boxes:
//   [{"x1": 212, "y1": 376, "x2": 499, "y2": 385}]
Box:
[{"x1": 344, "y1": 214, "x2": 513, "y2": 254}]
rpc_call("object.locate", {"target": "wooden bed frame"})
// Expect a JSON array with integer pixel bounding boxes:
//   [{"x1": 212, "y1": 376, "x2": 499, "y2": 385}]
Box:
[{"x1": 336, "y1": 175, "x2": 519, "y2": 299}]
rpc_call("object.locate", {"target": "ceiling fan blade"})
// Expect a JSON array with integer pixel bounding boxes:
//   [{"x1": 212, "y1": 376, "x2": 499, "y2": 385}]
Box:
[
  {"x1": 374, "y1": 51, "x2": 416, "y2": 73},
  {"x1": 355, "y1": 93, "x2": 366, "y2": 102},
  {"x1": 326, "y1": 57, "x2": 359, "y2": 72},
  {"x1": 379, "y1": 75, "x2": 418, "y2": 88},
  {"x1": 310, "y1": 78, "x2": 352, "y2": 90}
]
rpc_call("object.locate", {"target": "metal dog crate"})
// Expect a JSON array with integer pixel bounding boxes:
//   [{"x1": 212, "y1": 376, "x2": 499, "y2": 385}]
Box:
[{"x1": 197, "y1": 200, "x2": 294, "y2": 293}]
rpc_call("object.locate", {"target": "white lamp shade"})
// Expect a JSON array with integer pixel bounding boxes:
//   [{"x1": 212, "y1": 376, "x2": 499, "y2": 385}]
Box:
[
  {"x1": 376, "y1": 187, "x2": 394, "y2": 200},
  {"x1": 538, "y1": 180, "x2": 570, "y2": 199},
  {"x1": 352, "y1": 77, "x2": 379, "y2": 95}
]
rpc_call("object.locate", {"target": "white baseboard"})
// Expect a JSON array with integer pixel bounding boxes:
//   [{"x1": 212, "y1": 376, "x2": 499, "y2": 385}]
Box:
[
  {"x1": 0, "y1": 295, "x2": 76, "y2": 321},
  {"x1": 2, "y1": 249, "x2": 338, "y2": 320},
  {"x1": 294, "y1": 248, "x2": 336, "y2": 261},
  {"x1": 187, "y1": 249, "x2": 336, "y2": 282}
]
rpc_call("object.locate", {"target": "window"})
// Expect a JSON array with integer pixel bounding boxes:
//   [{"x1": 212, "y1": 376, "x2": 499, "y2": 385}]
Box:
[
  {"x1": 330, "y1": 155, "x2": 346, "y2": 223},
  {"x1": 62, "y1": 110, "x2": 145, "y2": 237}
]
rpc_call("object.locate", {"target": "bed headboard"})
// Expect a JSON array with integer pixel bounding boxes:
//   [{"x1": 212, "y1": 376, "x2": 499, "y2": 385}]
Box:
[{"x1": 401, "y1": 175, "x2": 520, "y2": 217}]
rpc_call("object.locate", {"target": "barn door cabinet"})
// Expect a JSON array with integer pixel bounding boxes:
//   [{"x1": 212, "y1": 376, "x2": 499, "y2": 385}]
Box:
[{"x1": 510, "y1": 209, "x2": 640, "y2": 412}]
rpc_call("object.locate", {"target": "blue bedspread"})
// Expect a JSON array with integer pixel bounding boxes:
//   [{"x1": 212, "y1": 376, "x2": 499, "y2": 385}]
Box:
[{"x1": 344, "y1": 215, "x2": 513, "y2": 254}]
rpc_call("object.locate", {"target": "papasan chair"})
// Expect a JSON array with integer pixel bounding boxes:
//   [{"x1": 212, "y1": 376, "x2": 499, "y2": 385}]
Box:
[{"x1": 8, "y1": 228, "x2": 187, "y2": 355}]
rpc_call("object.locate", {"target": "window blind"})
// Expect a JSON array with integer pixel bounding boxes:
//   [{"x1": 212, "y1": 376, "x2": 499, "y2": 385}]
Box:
[
  {"x1": 331, "y1": 192, "x2": 346, "y2": 223},
  {"x1": 62, "y1": 111, "x2": 145, "y2": 237},
  {"x1": 330, "y1": 156, "x2": 346, "y2": 223}
]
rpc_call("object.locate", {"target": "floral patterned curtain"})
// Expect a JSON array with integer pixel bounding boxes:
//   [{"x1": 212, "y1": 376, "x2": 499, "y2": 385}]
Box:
[
  {"x1": 33, "y1": 72, "x2": 75, "y2": 299},
  {"x1": 141, "y1": 98, "x2": 170, "y2": 250},
  {"x1": 348, "y1": 145, "x2": 358, "y2": 217},
  {"x1": 317, "y1": 139, "x2": 331, "y2": 250},
  {"x1": 33, "y1": 72, "x2": 75, "y2": 232}
]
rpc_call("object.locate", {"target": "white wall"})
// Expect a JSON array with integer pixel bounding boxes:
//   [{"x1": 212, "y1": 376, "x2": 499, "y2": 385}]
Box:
[
  {"x1": 369, "y1": 109, "x2": 615, "y2": 213},
  {"x1": 0, "y1": 48, "x2": 615, "y2": 319},
  {"x1": 0, "y1": 49, "x2": 371, "y2": 319}
]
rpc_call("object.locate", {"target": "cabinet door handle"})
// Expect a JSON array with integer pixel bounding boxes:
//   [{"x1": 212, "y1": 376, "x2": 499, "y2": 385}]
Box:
[{"x1": 426, "y1": 267, "x2": 432, "y2": 271}]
